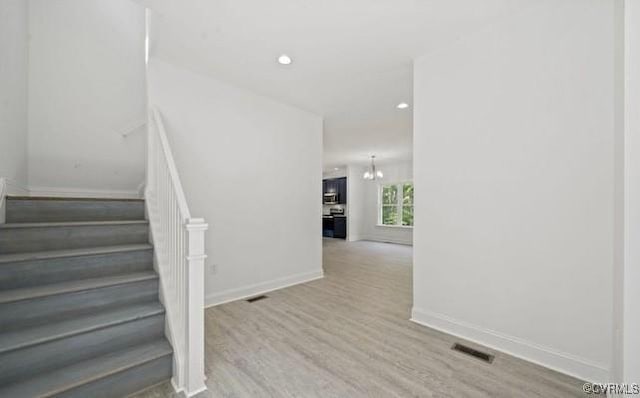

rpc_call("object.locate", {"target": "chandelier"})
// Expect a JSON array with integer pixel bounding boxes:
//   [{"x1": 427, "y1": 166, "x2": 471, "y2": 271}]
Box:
[{"x1": 363, "y1": 155, "x2": 383, "y2": 180}]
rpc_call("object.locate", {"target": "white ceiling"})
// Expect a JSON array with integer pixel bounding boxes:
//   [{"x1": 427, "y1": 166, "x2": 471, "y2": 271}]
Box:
[{"x1": 140, "y1": 0, "x2": 531, "y2": 169}]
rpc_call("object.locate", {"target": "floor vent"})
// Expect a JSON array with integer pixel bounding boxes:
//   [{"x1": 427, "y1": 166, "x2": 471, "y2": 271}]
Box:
[
  {"x1": 246, "y1": 295, "x2": 268, "y2": 303},
  {"x1": 451, "y1": 343, "x2": 494, "y2": 363}
]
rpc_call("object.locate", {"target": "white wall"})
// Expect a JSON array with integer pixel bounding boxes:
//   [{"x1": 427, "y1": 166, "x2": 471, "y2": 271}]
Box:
[
  {"x1": 346, "y1": 165, "x2": 365, "y2": 241},
  {"x1": 348, "y1": 161, "x2": 413, "y2": 245},
  {"x1": 0, "y1": 0, "x2": 29, "y2": 191},
  {"x1": 27, "y1": 0, "x2": 146, "y2": 197},
  {"x1": 412, "y1": 1, "x2": 615, "y2": 382},
  {"x1": 622, "y1": 0, "x2": 640, "y2": 384},
  {"x1": 147, "y1": 59, "x2": 323, "y2": 306}
]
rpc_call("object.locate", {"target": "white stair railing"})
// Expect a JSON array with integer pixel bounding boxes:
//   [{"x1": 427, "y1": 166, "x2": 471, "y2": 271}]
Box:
[{"x1": 146, "y1": 106, "x2": 208, "y2": 397}]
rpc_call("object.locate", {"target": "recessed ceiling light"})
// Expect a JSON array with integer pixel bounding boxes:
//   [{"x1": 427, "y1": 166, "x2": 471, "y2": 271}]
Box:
[
  {"x1": 334, "y1": 167, "x2": 339, "y2": 171},
  {"x1": 277, "y1": 54, "x2": 292, "y2": 65},
  {"x1": 397, "y1": 102, "x2": 409, "y2": 109}
]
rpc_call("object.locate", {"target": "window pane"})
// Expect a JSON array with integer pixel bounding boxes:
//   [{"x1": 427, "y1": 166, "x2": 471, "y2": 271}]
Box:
[
  {"x1": 382, "y1": 205, "x2": 398, "y2": 225},
  {"x1": 382, "y1": 185, "x2": 398, "y2": 205},
  {"x1": 402, "y1": 205, "x2": 414, "y2": 226},
  {"x1": 403, "y1": 183, "x2": 414, "y2": 205}
]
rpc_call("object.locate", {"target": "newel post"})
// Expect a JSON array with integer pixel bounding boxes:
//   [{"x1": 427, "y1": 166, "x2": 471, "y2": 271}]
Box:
[{"x1": 185, "y1": 218, "x2": 208, "y2": 396}]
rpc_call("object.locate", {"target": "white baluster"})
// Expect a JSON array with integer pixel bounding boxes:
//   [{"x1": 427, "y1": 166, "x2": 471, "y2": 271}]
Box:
[{"x1": 146, "y1": 108, "x2": 207, "y2": 397}]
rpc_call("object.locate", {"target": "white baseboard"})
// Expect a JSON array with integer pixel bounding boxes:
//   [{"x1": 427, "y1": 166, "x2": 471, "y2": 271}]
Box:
[
  {"x1": 1, "y1": 178, "x2": 30, "y2": 224},
  {"x1": 360, "y1": 235, "x2": 413, "y2": 246},
  {"x1": 205, "y1": 270, "x2": 324, "y2": 308},
  {"x1": 28, "y1": 186, "x2": 141, "y2": 199},
  {"x1": 2, "y1": 178, "x2": 30, "y2": 196},
  {"x1": 170, "y1": 376, "x2": 207, "y2": 398},
  {"x1": 411, "y1": 307, "x2": 609, "y2": 382}
]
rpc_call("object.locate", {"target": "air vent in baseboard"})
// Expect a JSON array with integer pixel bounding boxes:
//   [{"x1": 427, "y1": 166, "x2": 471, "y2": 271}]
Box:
[
  {"x1": 451, "y1": 343, "x2": 494, "y2": 363},
  {"x1": 246, "y1": 295, "x2": 268, "y2": 303}
]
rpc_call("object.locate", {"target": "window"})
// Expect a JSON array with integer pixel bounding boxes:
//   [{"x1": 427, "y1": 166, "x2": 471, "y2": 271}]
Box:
[{"x1": 379, "y1": 182, "x2": 413, "y2": 227}]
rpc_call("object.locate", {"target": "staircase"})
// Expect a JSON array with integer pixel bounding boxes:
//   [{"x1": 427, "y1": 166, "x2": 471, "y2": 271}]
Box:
[{"x1": 0, "y1": 196, "x2": 172, "y2": 397}]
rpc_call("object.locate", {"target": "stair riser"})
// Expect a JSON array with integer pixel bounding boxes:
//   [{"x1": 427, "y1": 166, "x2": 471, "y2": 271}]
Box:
[
  {"x1": 0, "y1": 314, "x2": 165, "y2": 385},
  {"x1": 6, "y1": 199, "x2": 145, "y2": 223},
  {"x1": 0, "y1": 249, "x2": 153, "y2": 289},
  {"x1": 0, "y1": 198, "x2": 171, "y2": 396},
  {"x1": 0, "y1": 223, "x2": 149, "y2": 254},
  {"x1": 0, "y1": 278, "x2": 159, "y2": 332},
  {"x1": 59, "y1": 354, "x2": 172, "y2": 398}
]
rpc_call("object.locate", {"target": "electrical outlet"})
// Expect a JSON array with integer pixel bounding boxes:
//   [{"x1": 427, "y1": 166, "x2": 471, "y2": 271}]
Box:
[{"x1": 210, "y1": 263, "x2": 218, "y2": 274}]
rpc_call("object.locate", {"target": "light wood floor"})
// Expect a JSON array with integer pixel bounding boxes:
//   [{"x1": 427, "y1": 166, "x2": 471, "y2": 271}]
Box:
[{"x1": 133, "y1": 239, "x2": 585, "y2": 398}]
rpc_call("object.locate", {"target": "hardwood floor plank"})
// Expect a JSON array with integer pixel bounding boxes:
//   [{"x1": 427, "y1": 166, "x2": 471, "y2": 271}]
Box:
[{"x1": 133, "y1": 239, "x2": 585, "y2": 398}]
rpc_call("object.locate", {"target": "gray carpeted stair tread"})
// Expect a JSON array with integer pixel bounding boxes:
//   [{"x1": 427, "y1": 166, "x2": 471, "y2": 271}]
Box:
[
  {"x1": 0, "y1": 243, "x2": 153, "y2": 264},
  {"x1": 0, "y1": 271, "x2": 158, "y2": 304},
  {"x1": 5, "y1": 197, "x2": 146, "y2": 223},
  {"x1": 0, "y1": 221, "x2": 150, "y2": 254},
  {"x1": 0, "y1": 302, "x2": 165, "y2": 354},
  {"x1": 0, "y1": 220, "x2": 148, "y2": 229},
  {"x1": 0, "y1": 196, "x2": 171, "y2": 396},
  {"x1": 0, "y1": 340, "x2": 172, "y2": 398},
  {"x1": 7, "y1": 196, "x2": 144, "y2": 202}
]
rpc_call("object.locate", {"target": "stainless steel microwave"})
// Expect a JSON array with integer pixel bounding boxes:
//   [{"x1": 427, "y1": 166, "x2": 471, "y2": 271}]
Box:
[{"x1": 323, "y1": 192, "x2": 338, "y2": 204}]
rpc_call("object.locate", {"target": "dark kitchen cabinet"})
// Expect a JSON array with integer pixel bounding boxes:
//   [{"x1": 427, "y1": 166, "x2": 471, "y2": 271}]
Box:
[
  {"x1": 333, "y1": 216, "x2": 347, "y2": 239},
  {"x1": 322, "y1": 217, "x2": 334, "y2": 237},
  {"x1": 323, "y1": 179, "x2": 337, "y2": 202},
  {"x1": 325, "y1": 179, "x2": 338, "y2": 194},
  {"x1": 336, "y1": 177, "x2": 347, "y2": 204},
  {"x1": 323, "y1": 177, "x2": 347, "y2": 204}
]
